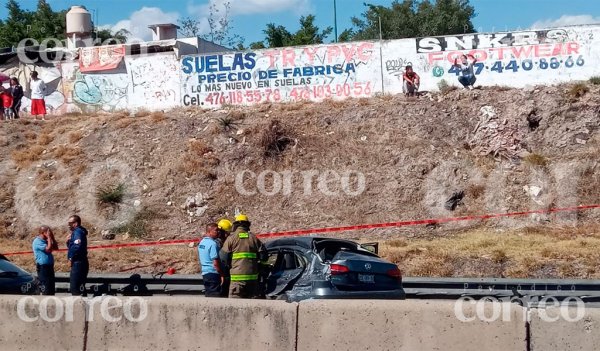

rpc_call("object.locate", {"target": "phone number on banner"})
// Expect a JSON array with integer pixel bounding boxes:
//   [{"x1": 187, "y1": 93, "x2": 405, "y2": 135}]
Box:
[
  {"x1": 203, "y1": 89, "x2": 281, "y2": 105},
  {"x1": 447, "y1": 55, "x2": 585, "y2": 75},
  {"x1": 289, "y1": 82, "x2": 373, "y2": 101},
  {"x1": 203, "y1": 82, "x2": 373, "y2": 105}
]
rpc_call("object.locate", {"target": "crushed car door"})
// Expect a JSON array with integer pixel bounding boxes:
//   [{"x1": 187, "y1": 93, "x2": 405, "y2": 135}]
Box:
[{"x1": 265, "y1": 250, "x2": 305, "y2": 297}]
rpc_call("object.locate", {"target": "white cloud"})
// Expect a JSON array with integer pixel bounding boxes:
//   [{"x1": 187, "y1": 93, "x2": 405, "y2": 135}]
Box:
[
  {"x1": 108, "y1": 7, "x2": 180, "y2": 42},
  {"x1": 531, "y1": 15, "x2": 600, "y2": 29},
  {"x1": 103, "y1": 1, "x2": 313, "y2": 43}
]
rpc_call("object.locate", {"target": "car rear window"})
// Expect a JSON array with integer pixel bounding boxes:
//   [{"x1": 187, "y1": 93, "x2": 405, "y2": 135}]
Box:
[{"x1": 314, "y1": 240, "x2": 377, "y2": 261}]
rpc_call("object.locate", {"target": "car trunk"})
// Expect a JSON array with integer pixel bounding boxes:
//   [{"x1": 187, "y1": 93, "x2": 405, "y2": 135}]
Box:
[{"x1": 329, "y1": 251, "x2": 401, "y2": 291}]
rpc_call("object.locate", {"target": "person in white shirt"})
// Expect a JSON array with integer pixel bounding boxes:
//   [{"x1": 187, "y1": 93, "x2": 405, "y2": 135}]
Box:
[
  {"x1": 453, "y1": 54, "x2": 478, "y2": 90},
  {"x1": 29, "y1": 71, "x2": 47, "y2": 120}
]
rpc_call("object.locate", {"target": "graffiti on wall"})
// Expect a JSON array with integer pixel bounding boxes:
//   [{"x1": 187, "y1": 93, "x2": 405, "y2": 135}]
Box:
[
  {"x1": 382, "y1": 26, "x2": 600, "y2": 93},
  {"x1": 73, "y1": 71, "x2": 128, "y2": 109},
  {"x1": 2, "y1": 25, "x2": 600, "y2": 114},
  {"x1": 180, "y1": 42, "x2": 382, "y2": 107},
  {"x1": 0, "y1": 64, "x2": 67, "y2": 114},
  {"x1": 126, "y1": 54, "x2": 180, "y2": 109},
  {"x1": 385, "y1": 57, "x2": 413, "y2": 80},
  {"x1": 422, "y1": 29, "x2": 585, "y2": 77},
  {"x1": 60, "y1": 62, "x2": 129, "y2": 112}
]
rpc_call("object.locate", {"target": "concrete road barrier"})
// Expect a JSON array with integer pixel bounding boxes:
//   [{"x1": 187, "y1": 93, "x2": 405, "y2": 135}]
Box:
[
  {"x1": 0, "y1": 295, "x2": 86, "y2": 351},
  {"x1": 530, "y1": 306, "x2": 599, "y2": 351},
  {"x1": 297, "y1": 299, "x2": 527, "y2": 351},
  {"x1": 1, "y1": 295, "x2": 537, "y2": 351},
  {"x1": 85, "y1": 296, "x2": 298, "y2": 351}
]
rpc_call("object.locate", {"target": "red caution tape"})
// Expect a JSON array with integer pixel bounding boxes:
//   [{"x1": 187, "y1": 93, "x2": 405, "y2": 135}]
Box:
[
  {"x1": 3, "y1": 239, "x2": 197, "y2": 256},
  {"x1": 3, "y1": 204, "x2": 600, "y2": 256}
]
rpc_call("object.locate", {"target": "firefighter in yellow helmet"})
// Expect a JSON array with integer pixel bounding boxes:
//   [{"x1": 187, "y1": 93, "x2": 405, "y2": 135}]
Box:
[
  {"x1": 217, "y1": 219, "x2": 233, "y2": 242},
  {"x1": 216, "y1": 218, "x2": 233, "y2": 297},
  {"x1": 221, "y1": 213, "x2": 268, "y2": 298}
]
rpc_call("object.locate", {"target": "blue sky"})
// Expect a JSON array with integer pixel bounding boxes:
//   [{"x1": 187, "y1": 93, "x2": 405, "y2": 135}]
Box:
[{"x1": 2, "y1": 0, "x2": 600, "y2": 44}]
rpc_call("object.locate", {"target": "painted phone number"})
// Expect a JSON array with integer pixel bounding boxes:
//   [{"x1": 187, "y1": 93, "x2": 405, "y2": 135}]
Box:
[
  {"x1": 444, "y1": 55, "x2": 585, "y2": 76},
  {"x1": 290, "y1": 82, "x2": 373, "y2": 101},
  {"x1": 199, "y1": 82, "x2": 373, "y2": 105}
]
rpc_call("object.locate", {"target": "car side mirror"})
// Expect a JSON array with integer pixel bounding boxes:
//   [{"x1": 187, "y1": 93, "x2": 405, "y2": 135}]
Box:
[{"x1": 361, "y1": 242, "x2": 379, "y2": 255}]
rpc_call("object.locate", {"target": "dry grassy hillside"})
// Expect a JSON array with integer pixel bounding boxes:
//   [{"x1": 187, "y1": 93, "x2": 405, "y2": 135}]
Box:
[{"x1": 1, "y1": 82, "x2": 600, "y2": 278}]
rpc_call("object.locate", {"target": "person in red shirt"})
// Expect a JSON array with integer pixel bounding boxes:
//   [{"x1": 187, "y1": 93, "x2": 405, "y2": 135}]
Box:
[
  {"x1": 402, "y1": 65, "x2": 420, "y2": 97},
  {"x1": 0, "y1": 86, "x2": 14, "y2": 120}
]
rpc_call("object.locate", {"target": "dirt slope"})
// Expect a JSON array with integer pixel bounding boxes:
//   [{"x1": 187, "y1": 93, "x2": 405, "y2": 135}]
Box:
[{"x1": 1, "y1": 82, "x2": 600, "y2": 277}]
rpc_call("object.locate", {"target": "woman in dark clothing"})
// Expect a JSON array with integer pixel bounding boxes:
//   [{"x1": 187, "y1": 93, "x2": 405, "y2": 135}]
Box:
[{"x1": 10, "y1": 77, "x2": 23, "y2": 119}]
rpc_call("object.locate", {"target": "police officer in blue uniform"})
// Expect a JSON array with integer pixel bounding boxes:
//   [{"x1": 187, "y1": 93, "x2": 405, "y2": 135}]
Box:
[{"x1": 66, "y1": 215, "x2": 88, "y2": 296}]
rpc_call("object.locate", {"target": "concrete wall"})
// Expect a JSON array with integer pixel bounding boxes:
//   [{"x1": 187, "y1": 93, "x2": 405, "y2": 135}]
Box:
[
  {"x1": 180, "y1": 41, "x2": 382, "y2": 108},
  {"x1": 3, "y1": 24, "x2": 600, "y2": 115},
  {"x1": 530, "y1": 306, "x2": 600, "y2": 351},
  {"x1": 3, "y1": 295, "x2": 600, "y2": 351},
  {"x1": 0, "y1": 295, "x2": 297, "y2": 351},
  {"x1": 382, "y1": 26, "x2": 600, "y2": 93},
  {"x1": 297, "y1": 299, "x2": 527, "y2": 351},
  {"x1": 0, "y1": 296, "x2": 86, "y2": 351},
  {"x1": 85, "y1": 296, "x2": 298, "y2": 351},
  {"x1": 182, "y1": 25, "x2": 600, "y2": 108}
]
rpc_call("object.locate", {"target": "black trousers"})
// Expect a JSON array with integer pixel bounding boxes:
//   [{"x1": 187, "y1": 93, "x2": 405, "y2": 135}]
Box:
[
  {"x1": 36, "y1": 264, "x2": 55, "y2": 295},
  {"x1": 70, "y1": 260, "x2": 89, "y2": 296},
  {"x1": 11, "y1": 100, "x2": 21, "y2": 119},
  {"x1": 203, "y1": 273, "x2": 221, "y2": 297},
  {"x1": 220, "y1": 277, "x2": 230, "y2": 297}
]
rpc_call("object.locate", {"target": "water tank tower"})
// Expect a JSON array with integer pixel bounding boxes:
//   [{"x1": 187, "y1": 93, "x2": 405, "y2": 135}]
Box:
[{"x1": 66, "y1": 5, "x2": 93, "y2": 49}]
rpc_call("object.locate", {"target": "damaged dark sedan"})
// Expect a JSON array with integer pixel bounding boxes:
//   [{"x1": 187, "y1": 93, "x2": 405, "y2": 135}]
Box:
[
  {"x1": 0, "y1": 254, "x2": 36, "y2": 294},
  {"x1": 264, "y1": 237, "x2": 405, "y2": 302}
]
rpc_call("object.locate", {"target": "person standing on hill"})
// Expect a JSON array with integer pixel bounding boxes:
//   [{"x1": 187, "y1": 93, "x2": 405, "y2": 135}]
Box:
[
  {"x1": 0, "y1": 86, "x2": 13, "y2": 120},
  {"x1": 32, "y1": 226, "x2": 58, "y2": 295},
  {"x1": 222, "y1": 214, "x2": 268, "y2": 298},
  {"x1": 29, "y1": 71, "x2": 47, "y2": 121},
  {"x1": 10, "y1": 77, "x2": 23, "y2": 119},
  {"x1": 66, "y1": 215, "x2": 88, "y2": 296}
]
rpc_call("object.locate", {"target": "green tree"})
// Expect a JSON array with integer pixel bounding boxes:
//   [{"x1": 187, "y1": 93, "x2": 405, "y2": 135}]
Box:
[
  {"x1": 94, "y1": 28, "x2": 130, "y2": 45},
  {"x1": 337, "y1": 29, "x2": 354, "y2": 43},
  {"x1": 29, "y1": 0, "x2": 67, "y2": 47},
  {"x1": 290, "y1": 15, "x2": 333, "y2": 46},
  {"x1": 263, "y1": 23, "x2": 292, "y2": 48},
  {"x1": 249, "y1": 41, "x2": 266, "y2": 50},
  {"x1": 261, "y1": 15, "x2": 333, "y2": 48},
  {"x1": 0, "y1": 0, "x2": 125, "y2": 49},
  {"x1": 348, "y1": 0, "x2": 476, "y2": 40},
  {"x1": 0, "y1": 0, "x2": 32, "y2": 48}
]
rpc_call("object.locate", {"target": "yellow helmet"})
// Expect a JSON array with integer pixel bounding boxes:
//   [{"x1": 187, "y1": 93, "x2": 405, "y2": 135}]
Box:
[
  {"x1": 217, "y1": 219, "x2": 233, "y2": 232},
  {"x1": 235, "y1": 213, "x2": 249, "y2": 222}
]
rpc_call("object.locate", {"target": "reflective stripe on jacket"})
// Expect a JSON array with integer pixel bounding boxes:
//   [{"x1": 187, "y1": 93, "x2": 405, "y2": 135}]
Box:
[
  {"x1": 230, "y1": 273, "x2": 259, "y2": 281},
  {"x1": 222, "y1": 228, "x2": 266, "y2": 280}
]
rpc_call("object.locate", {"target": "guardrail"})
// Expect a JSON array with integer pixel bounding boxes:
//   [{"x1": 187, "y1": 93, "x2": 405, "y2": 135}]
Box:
[{"x1": 52, "y1": 273, "x2": 600, "y2": 301}]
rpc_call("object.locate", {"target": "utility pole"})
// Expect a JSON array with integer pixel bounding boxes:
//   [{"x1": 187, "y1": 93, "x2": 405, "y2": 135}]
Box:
[{"x1": 333, "y1": 0, "x2": 338, "y2": 42}]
